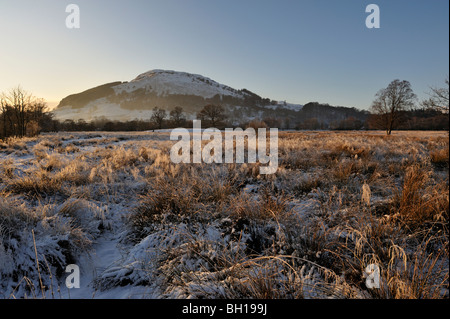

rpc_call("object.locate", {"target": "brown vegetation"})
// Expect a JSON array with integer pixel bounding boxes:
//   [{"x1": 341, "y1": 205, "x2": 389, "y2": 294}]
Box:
[{"x1": 0, "y1": 130, "x2": 448, "y2": 299}]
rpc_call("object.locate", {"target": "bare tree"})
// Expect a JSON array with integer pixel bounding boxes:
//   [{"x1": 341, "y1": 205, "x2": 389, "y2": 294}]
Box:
[
  {"x1": 151, "y1": 107, "x2": 167, "y2": 129},
  {"x1": 1, "y1": 87, "x2": 49, "y2": 139},
  {"x1": 198, "y1": 104, "x2": 226, "y2": 128},
  {"x1": 370, "y1": 79, "x2": 417, "y2": 135},
  {"x1": 169, "y1": 106, "x2": 186, "y2": 127},
  {"x1": 421, "y1": 78, "x2": 449, "y2": 113},
  {"x1": 1, "y1": 86, "x2": 35, "y2": 138}
]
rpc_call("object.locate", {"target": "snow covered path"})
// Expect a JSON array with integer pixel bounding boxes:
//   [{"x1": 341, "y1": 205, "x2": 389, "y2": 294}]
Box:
[
  {"x1": 56, "y1": 208, "x2": 155, "y2": 299},
  {"x1": 58, "y1": 231, "x2": 122, "y2": 298}
]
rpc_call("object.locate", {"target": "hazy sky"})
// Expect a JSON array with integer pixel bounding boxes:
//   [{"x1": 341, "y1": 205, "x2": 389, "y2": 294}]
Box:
[{"x1": 1, "y1": 0, "x2": 448, "y2": 110}]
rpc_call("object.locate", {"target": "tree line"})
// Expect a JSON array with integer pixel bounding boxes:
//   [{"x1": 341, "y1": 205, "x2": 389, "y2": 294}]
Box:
[
  {"x1": 1, "y1": 78, "x2": 448, "y2": 139},
  {"x1": 50, "y1": 105, "x2": 229, "y2": 132}
]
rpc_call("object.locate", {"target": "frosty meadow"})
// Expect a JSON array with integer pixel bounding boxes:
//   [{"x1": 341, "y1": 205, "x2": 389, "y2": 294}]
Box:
[
  {"x1": 1, "y1": 0, "x2": 448, "y2": 304},
  {"x1": 170, "y1": 120, "x2": 279, "y2": 175}
]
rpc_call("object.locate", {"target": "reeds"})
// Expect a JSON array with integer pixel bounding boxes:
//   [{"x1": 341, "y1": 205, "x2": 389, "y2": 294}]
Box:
[{"x1": 1, "y1": 131, "x2": 448, "y2": 299}]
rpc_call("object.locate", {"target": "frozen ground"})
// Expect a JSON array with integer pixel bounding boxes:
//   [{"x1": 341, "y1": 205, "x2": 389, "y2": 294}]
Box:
[
  {"x1": 0, "y1": 132, "x2": 171, "y2": 298},
  {"x1": 0, "y1": 131, "x2": 448, "y2": 299}
]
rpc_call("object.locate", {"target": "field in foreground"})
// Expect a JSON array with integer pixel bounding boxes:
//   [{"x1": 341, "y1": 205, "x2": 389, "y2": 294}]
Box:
[{"x1": 0, "y1": 130, "x2": 448, "y2": 299}]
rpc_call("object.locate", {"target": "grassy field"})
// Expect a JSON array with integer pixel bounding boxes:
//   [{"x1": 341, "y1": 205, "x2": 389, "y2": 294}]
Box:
[{"x1": 0, "y1": 130, "x2": 448, "y2": 299}]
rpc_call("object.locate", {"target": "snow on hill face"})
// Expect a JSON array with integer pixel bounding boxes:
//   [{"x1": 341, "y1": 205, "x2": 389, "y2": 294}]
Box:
[
  {"x1": 53, "y1": 69, "x2": 304, "y2": 122},
  {"x1": 114, "y1": 69, "x2": 244, "y2": 99}
]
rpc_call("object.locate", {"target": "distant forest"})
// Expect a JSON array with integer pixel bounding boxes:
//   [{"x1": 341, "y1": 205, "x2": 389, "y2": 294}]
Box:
[
  {"x1": 44, "y1": 102, "x2": 448, "y2": 133},
  {"x1": 28, "y1": 77, "x2": 447, "y2": 134},
  {"x1": 1, "y1": 87, "x2": 448, "y2": 140}
]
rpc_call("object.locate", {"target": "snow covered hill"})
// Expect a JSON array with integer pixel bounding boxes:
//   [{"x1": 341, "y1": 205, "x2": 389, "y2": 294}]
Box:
[
  {"x1": 116, "y1": 69, "x2": 244, "y2": 99},
  {"x1": 53, "y1": 70, "x2": 302, "y2": 122}
]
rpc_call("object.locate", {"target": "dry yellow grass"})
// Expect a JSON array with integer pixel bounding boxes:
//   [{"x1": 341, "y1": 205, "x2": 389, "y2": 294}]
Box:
[{"x1": 1, "y1": 130, "x2": 448, "y2": 299}]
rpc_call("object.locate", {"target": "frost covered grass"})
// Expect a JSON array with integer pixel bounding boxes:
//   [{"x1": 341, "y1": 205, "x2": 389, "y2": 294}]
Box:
[
  {"x1": 0, "y1": 130, "x2": 448, "y2": 299},
  {"x1": 0, "y1": 194, "x2": 109, "y2": 298}
]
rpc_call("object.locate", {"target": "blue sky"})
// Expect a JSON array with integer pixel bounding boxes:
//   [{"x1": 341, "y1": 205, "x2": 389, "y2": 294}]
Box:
[{"x1": 0, "y1": 0, "x2": 448, "y2": 110}]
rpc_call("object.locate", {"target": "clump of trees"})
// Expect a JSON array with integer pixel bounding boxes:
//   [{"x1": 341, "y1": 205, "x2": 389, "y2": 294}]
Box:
[
  {"x1": 149, "y1": 106, "x2": 187, "y2": 129},
  {"x1": 197, "y1": 104, "x2": 227, "y2": 128},
  {"x1": 1, "y1": 86, "x2": 53, "y2": 140}
]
